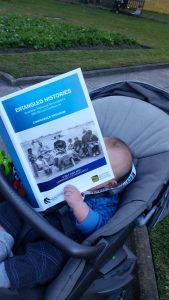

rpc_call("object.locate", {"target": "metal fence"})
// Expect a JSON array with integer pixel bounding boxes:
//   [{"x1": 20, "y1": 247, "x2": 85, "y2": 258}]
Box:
[{"x1": 127, "y1": 0, "x2": 145, "y2": 9}]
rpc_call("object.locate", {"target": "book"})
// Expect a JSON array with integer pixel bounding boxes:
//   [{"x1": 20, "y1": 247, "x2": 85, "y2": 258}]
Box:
[{"x1": 0, "y1": 68, "x2": 114, "y2": 211}]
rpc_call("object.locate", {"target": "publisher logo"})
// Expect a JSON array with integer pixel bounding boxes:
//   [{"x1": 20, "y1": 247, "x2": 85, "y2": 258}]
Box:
[
  {"x1": 44, "y1": 197, "x2": 51, "y2": 204},
  {"x1": 91, "y1": 175, "x2": 99, "y2": 183}
]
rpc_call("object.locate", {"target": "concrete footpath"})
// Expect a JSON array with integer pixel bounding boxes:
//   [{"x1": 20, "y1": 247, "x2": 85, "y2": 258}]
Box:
[
  {"x1": 1, "y1": 64, "x2": 169, "y2": 300},
  {"x1": 0, "y1": 63, "x2": 169, "y2": 95}
]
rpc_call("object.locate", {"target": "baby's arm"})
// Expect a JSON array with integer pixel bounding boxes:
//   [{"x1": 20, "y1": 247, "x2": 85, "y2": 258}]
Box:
[
  {"x1": 64, "y1": 185, "x2": 105, "y2": 236},
  {"x1": 64, "y1": 185, "x2": 119, "y2": 236},
  {"x1": 64, "y1": 185, "x2": 89, "y2": 223}
]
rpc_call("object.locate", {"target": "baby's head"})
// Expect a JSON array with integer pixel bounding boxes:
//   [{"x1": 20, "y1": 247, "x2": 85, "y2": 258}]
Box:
[
  {"x1": 91, "y1": 137, "x2": 132, "y2": 192},
  {"x1": 104, "y1": 137, "x2": 132, "y2": 182}
]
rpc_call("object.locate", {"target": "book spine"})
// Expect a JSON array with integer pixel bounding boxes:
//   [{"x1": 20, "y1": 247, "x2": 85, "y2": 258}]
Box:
[{"x1": 0, "y1": 117, "x2": 40, "y2": 210}]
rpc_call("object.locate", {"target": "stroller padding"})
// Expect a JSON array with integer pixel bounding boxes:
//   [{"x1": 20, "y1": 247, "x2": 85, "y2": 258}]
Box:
[{"x1": 93, "y1": 96, "x2": 169, "y2": 158}]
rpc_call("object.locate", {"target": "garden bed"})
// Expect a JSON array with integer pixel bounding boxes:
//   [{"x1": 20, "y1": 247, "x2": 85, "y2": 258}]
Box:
[{"x1": 0, "y1": 15, "x2": 138, "y2": 50}]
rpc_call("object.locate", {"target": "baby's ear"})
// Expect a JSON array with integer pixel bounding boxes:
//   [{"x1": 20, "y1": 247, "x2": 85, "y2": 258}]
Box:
[{"x1": 106, "y1": 179, "x2": 117, "y2": 188}]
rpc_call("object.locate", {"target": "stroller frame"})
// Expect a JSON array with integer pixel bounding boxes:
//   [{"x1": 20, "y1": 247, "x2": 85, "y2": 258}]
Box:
[{"x1": 1, "y1": 80, "x2": 169, "y2": 300}]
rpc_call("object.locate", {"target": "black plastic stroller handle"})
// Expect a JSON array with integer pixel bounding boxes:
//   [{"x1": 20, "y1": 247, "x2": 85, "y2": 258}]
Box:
[{"x1": 0, "y1": 174, "x2": 104, "y2": 258}]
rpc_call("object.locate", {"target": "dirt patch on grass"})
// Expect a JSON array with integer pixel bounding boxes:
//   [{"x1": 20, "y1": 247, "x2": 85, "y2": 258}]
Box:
[{"x1": 0, "y1": 44, "x2": 149, "y2": 54}]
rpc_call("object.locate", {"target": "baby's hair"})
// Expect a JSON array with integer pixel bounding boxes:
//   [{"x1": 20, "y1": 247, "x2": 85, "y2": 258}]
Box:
[
  {"x1": 104, "y1": 137, "x2": 132, "y2": 181},
  {"x1": 104, "y1": 137, "x2": 131, "y2": 152}
]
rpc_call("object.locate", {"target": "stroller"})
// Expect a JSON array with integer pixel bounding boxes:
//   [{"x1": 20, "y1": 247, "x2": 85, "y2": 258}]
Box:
[{"x1": 0, "y1": 80, "x2": 169, "y2": 300}]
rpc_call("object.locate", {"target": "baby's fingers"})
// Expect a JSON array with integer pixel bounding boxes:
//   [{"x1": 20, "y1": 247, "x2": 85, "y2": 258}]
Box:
[{"x1": 64, "y1": 185, "x2": 78, "y2": 192}]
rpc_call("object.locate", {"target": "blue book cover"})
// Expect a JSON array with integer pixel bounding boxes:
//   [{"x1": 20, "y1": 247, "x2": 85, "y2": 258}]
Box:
[{"x1": 0, "y1": 68, "x2": 114, "y2": 211}]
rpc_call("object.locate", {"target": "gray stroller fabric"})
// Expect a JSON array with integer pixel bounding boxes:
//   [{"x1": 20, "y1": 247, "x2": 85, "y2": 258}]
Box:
[
  {"x1": 45, "y1": 258, "x2": 85, "y2": 300},
  {"x1": 45, "y1": 94, "x2": 169, "y2": 300},
  {"x1": 90, "y1": 81, "x2": 169, "y2": 113},
  {"x1": 93, "y1": 96, "x2": 169, "y2": 158}
]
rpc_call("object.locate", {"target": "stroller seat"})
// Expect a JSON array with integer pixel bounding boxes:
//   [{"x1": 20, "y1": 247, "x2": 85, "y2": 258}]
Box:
[
  {"x1": 44, "y1": 92, "x2": 169, "y2": 300},
  {"x1": 1, "y1": 82, "x2": 169, "y2": 300}
]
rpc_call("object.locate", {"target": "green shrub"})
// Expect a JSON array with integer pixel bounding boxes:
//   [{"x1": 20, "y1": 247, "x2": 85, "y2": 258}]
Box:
[{"x1": 0, "y1": 15, "x2": 137, "y2": 50}]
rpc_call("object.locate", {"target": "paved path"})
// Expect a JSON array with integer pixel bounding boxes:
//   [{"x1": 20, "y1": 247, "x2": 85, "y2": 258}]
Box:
[
  {"x1": 86, "y1": 67, "x2": 169, "y2": 92},
  {"x1": 1, "y1": 67, "x2": 169, "y2": 97}
]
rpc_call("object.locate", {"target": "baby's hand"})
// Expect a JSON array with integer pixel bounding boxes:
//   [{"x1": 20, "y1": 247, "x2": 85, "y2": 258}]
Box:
[
  {"x1": 64, "y1": 185, "x2": 83, "y2": 209},
  {"x1": 64, "y1": 185, "x2": 89, "y2": 223}
]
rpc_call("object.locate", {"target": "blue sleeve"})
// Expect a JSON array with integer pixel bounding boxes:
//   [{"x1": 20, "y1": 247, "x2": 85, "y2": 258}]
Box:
[
  {"x1": 74, "y1": 194, "x2": 119, "y2": 236},
  {"x1": 75, "y1": 208, "x2": 100, "y2": 235}
]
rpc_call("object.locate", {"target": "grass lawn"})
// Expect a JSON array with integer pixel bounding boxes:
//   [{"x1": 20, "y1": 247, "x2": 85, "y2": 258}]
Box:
[
  {"x1": 150, "y1": 215, "x2": 169, "y2": 300},
  {"x1": 0, "y1": 0, "x2": 169, "y2": 77}
]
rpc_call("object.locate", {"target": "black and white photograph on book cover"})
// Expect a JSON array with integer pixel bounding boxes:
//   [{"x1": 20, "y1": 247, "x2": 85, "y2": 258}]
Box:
[{"x1": 21, "y1": 120, "x2": 104, "y2": 184}]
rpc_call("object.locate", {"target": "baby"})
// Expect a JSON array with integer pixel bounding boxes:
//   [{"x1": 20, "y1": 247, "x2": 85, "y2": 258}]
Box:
[{"x1": 64, "y1": 137, "x2": 133, "y2": 234}]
